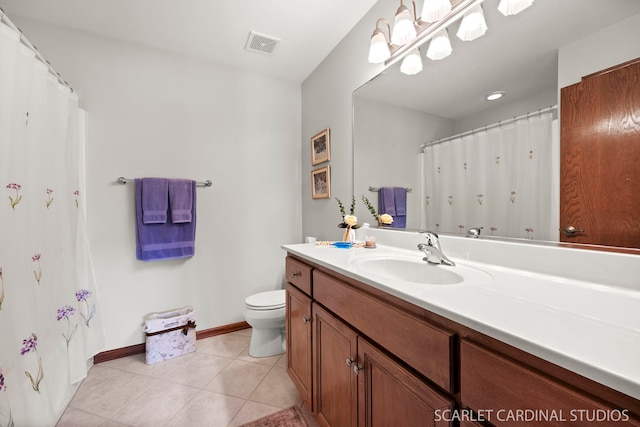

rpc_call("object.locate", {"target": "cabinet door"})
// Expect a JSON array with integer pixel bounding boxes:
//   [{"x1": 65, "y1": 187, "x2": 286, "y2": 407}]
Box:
[
  {"x1": 357, "y1": 338, "x2": 454, "y2": 427},
  {"x1": 313, "y1": 303, "x2": 358, "y2": 427},
  {"x1": 286, "y1": 283, "x2": 312, "y2": 409},
  {"x1": 461, "y1": 339, "x2": 640, "y2": 427}
]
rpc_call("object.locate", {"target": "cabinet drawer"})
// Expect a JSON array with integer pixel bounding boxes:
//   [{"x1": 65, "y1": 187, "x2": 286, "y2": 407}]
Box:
[
  {"x1": 314, "y1": 270, "x2": 455, "y2": 393},
  {"x1": 461, "y1": 339, "x2": 639, "y2": 427},
  {"x1": 285, "y1": 256, "x2": 312, "y2": 295}
]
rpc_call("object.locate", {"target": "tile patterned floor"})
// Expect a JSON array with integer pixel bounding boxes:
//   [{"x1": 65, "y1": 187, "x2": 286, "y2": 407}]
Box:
[{"x1": 57, "y1": 329, "x2": 320, "y2": 427}]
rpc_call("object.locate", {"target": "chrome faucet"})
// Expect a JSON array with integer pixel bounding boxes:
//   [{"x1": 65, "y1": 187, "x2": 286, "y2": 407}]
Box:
[
  {"x1": 417, "y1": 231, "x2": 455, "y2": 266},
  {"x1": 466, "y1": 227, "x2": 481, "y2": 238}
]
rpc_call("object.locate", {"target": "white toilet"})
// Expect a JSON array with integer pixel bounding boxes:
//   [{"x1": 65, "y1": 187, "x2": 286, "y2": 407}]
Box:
[{"x1": 244, "y1": 289, "x2": 286, "y2": 357}]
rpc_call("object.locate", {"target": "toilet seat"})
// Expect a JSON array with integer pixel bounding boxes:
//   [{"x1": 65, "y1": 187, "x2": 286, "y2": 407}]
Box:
[{"x1": 245, "y1": 290, "x2": 285, "y2": 311}]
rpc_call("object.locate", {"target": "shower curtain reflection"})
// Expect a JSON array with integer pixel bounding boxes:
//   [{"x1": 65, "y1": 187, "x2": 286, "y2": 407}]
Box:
[{"x1": 421, "y1": 113, "x2": 558, "y2": 241}]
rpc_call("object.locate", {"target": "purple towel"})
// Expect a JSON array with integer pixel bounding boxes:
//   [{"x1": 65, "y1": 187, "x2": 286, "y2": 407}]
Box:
[
  {"x1": 135, "y1": 179, "x2": 197, "y2": 261},
  {"x1": 141, "y1": 178, "x2": 168, "y2": 224},
  {"x1": 378, "y1": 187, "x2": 407, "y2": 228},
  {"x1": 393, "y1": 187, "x2": 407, "y2": 228},
  {"x1": 379, "y1": 187, "x2": 396, "y2": 216},
  {"x1": 169, "y1": 179, "x2": 193, "y2": 223}
]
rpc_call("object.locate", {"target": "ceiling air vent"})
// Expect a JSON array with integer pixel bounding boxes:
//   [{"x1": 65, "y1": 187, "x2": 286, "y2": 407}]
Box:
[{"x1": 245, "y1": 31, "x2": 281, "y2": 55}]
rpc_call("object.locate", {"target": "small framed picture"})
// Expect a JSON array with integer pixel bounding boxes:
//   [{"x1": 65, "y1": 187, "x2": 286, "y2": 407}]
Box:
[
  {"x1": 311, "y1": 166, "x2": 331, "y2": 199},
  {"x1": 311, "y1": 128, "x2": 331, "y2": 165}
]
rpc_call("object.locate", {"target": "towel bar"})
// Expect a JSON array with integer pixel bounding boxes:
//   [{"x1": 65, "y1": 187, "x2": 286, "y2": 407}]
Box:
[
  {"x1": 117, "y1": 177, "x2": 212, "y2": 187},
  {"x1": 369, "y1": 186, "x2": 411, "y2": 192}
]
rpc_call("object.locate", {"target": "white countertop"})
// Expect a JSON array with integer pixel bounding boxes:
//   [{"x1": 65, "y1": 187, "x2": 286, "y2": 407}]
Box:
[{"x1": 282, "y1": 241, "x2": 640, "y2": 400}]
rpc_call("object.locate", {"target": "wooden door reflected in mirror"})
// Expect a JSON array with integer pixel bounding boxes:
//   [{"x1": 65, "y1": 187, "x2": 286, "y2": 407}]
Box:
[{"x1": 560, "y1": 58, "x2": 640, "y2": 250}]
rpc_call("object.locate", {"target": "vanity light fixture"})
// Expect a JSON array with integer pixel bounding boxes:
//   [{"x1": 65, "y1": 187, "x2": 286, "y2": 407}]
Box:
[
  {"x1": 485, "y1": 91, "x2": 505, "y2": 101},
  {"x1": 426, "y1": 28, "x2": 452, "y2": 60},
  {"x1": 391, "y1": 0, "x2": 419, "y2": 46},
  {"x1": 370, "y1": 0, "x2": 534, "y2": 75},
  {"x1": 456, "y1": 4, "x2": 488, "y2": 41},
  {"x1": 368, "y1": 18, "x2": 392, "y2": 63},
  {"x1": 400, "y1": 48, "x2": 423, "y2": 75},
  {"x1": 497, "y1": 0, "x2": 534, "y2": 16},
  {"x1": 421, "y1": 0, "x2": 453, "y2": 23}
]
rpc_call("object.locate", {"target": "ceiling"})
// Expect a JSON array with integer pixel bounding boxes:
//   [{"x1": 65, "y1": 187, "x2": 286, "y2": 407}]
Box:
[
  {"x1": 2, "y1": 0, "x2": 639, "y2": 110},
  {"x1": 0, "y1": 0, "x2": 378, "y2": 84},
  {"x1": 356, "y1": 0, "x2": 640, "y2": 120}
]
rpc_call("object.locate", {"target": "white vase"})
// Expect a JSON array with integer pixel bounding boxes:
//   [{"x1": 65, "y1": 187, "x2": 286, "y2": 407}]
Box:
[{"x1": 342, "y1": 227, "x2": 356, "y2": 242}]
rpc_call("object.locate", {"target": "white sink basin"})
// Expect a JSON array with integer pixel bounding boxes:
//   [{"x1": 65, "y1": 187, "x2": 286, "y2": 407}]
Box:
[{"x1": 350, "y1": 254, "x2": 492, "y2": 285}]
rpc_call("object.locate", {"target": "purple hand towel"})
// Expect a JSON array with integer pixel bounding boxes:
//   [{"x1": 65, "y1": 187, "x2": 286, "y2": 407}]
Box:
[
  {"x1": 136, "y1": 179, "x2": 197, "y2": 261},
  {"x1": 379, "y1": 187, "x2": 396, "y2": 216},
  {"x1": 393, "y1": 187, "x2": 407, "y2": 228},
  {"x1": 141, "y1": 178, "x2": 169, "y2": 224},
  {"x1": 169, "y1": 179, "x2": 193, "y2": 223}
]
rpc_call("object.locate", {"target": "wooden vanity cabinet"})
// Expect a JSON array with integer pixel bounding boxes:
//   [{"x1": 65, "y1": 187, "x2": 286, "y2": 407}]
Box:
[
  {"x1": 313, "y1": 269, "x2": 456, "y2": 393},
  {"x1": 460, "y1": 339, "x2": 640, "y2": 427},
  {"x1": 312, "y1": 268, "x2": 455, "y2": 427},
  {"x1": 285, "y1": 257, "x2": 313, "y2": 409},
  {"x1": 313, "y1": 300, "x2": 454, "y2": 427},
  {"x1": 285, "y1": 254, "x2": 640, "y2": 427}
]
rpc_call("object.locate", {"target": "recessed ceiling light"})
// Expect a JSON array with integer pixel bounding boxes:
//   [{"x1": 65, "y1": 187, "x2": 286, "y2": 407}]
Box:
[{"x1": 485, "y1": 91, "x2": 505, "y2": 101}]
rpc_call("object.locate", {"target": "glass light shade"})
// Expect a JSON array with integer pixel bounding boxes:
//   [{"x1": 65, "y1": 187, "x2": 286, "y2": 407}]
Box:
[
  {"x1": 368, "y1": 31, "x2": 391, "y2": 63},
  {"x1": 421, "y1": 0, "x2": 452, "y2": 23},
  {"x1": 456, "y1": 5, "x2": 488, "y2": 41},
  {"x1": 400, "y1": 49, "x2": 423, "y2": 75},
  {"x1": 426, "y1": 29, "x2": 452, "y2": 60},
  {"x1": 498, "y1": 0, "x2": 534, "y2": 16},
  {"x1": 391, "y1": 6, "x2": 417, "y2": 46}
]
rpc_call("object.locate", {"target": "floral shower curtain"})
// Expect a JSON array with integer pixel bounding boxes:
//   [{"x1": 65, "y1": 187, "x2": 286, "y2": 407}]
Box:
[
  {"x1": 0, "y1": 21, "x2": 104, "y2": 426},
  {"x1": 421, "y1": 112, "x2": 558, "y2": 241}
]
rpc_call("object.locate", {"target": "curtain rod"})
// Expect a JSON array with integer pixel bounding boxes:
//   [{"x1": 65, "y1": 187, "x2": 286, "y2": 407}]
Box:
[
  {"x1": 369, "y1": 186, "x2": 412, "y2": 193},
  {"x1": 422, "y1": 105, "x2": 558, "y2": 150},
  {"x1": 117, "y1": 177, "x2": 213, "y2": 187},
  {"x1": 0, "y1": 8, "x2": 73, "y2": 91}
]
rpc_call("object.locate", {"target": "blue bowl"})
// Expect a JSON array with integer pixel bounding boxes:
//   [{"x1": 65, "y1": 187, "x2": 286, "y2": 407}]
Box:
[{"x1": 332, "y1": 241, "x2": 353, "y2": 249}]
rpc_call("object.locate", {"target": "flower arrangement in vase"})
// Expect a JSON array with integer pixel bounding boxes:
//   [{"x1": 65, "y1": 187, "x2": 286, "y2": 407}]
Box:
[
  {"x1": 361, "y1": 195, "x2": 393, "y2": 226},
  {"x1": 336, "y1": 196, "x2": 361, "y2": 242}
]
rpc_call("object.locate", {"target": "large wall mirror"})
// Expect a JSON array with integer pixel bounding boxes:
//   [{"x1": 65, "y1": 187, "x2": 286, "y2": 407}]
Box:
[{"x1": 353, "y1": 0, "x2": 640, "y2": 250}]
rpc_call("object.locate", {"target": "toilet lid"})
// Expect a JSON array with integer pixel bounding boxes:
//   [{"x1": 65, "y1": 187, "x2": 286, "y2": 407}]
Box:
[{"x1": 245, "y1": 290, "x2": 286, "y2": 310}]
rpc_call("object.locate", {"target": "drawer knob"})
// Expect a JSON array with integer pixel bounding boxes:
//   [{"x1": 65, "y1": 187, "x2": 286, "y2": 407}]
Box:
[
  {"x1": 303, "y1": 317, "x2": 310, "y2": 324},
  {"x1": 291, "y1": 271, "x2": 301, "y2": 277},
  {"x1": 345, "y1": 358, "x2": 354, "y2": 367},
  {"x1": 353, "y1": 364, "x2": 363, "y2": 375}
]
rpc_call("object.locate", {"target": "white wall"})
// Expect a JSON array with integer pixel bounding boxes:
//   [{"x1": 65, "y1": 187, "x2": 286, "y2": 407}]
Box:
[
  {"x1": 12, "y1": 18, "x2": 302, "y2": 350},
  {"x1": 558, "y1": 13, "x2": 640, "y2": 88},
  {"x1": 453, "y1": 86, "x2": 558, "y2": 134},
  {"x1": 353, "y1": 97, "x2": 454, "y2": 230},
  {"x1": 301, "y1": 3, "x2": 386, "y2": 241}
]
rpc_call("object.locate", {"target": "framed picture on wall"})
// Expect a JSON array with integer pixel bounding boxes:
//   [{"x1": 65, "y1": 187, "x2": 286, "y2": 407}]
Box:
[
  {"x1": 311, "y1": 128, "x2": 331, "y2": 165},
  {"x1": 311, "y1": 166, "x2": 331, "y2": 199}
]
